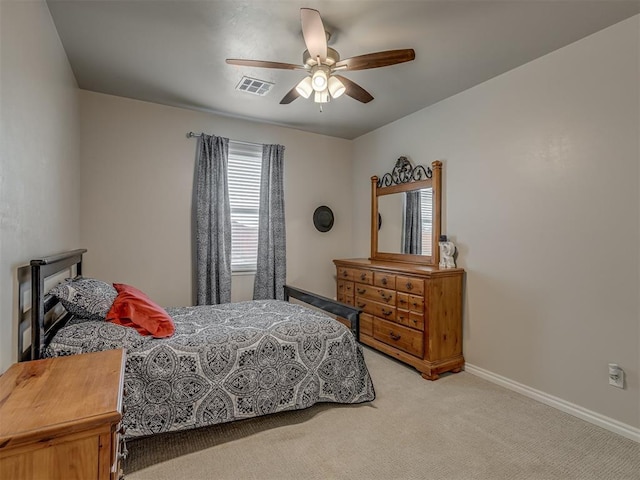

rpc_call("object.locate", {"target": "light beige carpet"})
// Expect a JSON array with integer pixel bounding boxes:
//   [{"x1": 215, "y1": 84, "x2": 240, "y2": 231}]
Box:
[{"x1": 124, "y1": 347, "x2": 639, "y2": 480}]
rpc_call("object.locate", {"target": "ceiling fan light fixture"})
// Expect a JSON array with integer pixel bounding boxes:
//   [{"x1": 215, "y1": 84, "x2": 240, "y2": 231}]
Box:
[
  {"x1": 328, "y1": 76, "x2": 346, "y2": 99},
  {"x1": 312, "y1": 69, "x2": 328, "y2": 91},
  {"x1": 314, "y1": 90, "x2": 329, "y2": 103},
  {"x1": 228, "y1": 9, "x2": 414, "y2": 106},
  {"x1": 295, "y1": 76, "x2": 313, "y2": 98}
]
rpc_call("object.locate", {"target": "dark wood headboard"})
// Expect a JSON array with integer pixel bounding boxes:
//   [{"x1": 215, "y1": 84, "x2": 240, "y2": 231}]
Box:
[{"x1": 17, "y1": 249, "x2": 87, "y2": 362}]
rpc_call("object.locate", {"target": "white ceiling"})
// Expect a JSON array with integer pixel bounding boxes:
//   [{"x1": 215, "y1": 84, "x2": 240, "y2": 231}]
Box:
[{"x1": 47, "y1": 0, "x2": 639, "y2": 140}]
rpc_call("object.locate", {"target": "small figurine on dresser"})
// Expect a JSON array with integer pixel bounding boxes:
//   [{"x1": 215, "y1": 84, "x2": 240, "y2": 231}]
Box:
[{"x1": 439, "y1": 235, "x2": 456, "y2": 268}]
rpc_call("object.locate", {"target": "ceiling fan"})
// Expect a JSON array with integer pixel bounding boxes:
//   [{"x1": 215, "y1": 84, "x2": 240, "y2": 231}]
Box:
[{"x1": 226, "y1": 8, "x2": 415, "y2": 106}]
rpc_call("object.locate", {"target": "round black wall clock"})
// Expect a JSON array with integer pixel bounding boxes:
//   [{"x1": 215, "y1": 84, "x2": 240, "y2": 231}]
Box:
[{"x1": 313, "y1": 206, "x2": 334, "y2": 232}]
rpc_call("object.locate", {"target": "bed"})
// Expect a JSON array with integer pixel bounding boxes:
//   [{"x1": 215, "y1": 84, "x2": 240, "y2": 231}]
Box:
[{"x1": 17, "y1": 249, "x2": 375, "y2": 439}]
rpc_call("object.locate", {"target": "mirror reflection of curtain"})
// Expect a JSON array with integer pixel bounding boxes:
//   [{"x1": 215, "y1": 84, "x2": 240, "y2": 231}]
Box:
[
  {"x1": 194, "y1": 134, "x2": 232, "y2": 305},
  {"x1": 403, "y1": 190, "x2": 422, "y2": 254}
]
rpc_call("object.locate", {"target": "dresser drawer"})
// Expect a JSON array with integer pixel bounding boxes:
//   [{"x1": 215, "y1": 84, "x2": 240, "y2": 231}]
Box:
[
  {"x1": 354, "y1": 284, "x2": 396, "y2": 305},
  {"x1": 373, "y1": 317, "x2": 424, "y2": 357},
  {"x1": 396, "y1": 310, "x2": 425, "y2": 331},
  {"x1": 397, "y1": 293, "x2": 409, "y2": 309},
  {"x1": 355, "y1": 297, "x2": 396, "y2": 321},
  {"x1": 337, "y1": 267, "x2": 352, "y2": 281},
  {"x1": 337, "y1": 280, "x2": 354, "y2": 296},
  {"x1": 408, "y1": 294, "x2": 424, "y2": 312},
  {"x1": 337, "y1": 267, "x2": 374, "y2": 285},
  {"x1": 360, "y1": 313, "x2": 373, "y2": 337},
  {"x1": 396, "y1": 275, "x2": 424, "y2": 295},
  {"x1": 353, "y1": 269, "x2": 374, "y2": 285},
  {"x1": 337, "y1": 292, "x2": 354, "y2": 306},
  {"x1": 374, "y1": 272, "x2": 396, "y2": 290},
  {"x1": 398, "y1": 293, "x2": 425, "y2": 313}
]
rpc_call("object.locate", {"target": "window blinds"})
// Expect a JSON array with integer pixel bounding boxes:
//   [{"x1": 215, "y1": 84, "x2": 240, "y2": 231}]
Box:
[{"x1": 228, "y1": 141, "x2": 263, "y2": 272}]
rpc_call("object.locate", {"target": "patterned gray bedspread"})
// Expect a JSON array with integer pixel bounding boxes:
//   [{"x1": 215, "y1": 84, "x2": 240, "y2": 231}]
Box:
[{"x1": 44, "y1": 300, "x2": 375, "y2": 438}]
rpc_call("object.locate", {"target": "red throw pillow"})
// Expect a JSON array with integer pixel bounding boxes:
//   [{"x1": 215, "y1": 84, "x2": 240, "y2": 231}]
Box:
[{"x1": 106, "y1": 283, "x2": 175, "y2": 338}]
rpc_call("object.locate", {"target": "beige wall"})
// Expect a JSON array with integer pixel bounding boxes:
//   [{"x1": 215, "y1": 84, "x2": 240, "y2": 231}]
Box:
[
  {"x1": 79, "y1": 91, "x2": 353, "y2": 306},
  {"x1": 353, "y1": 16, "x2": 640, "y2": 428},
  {"x1": 0, "y1": 1, "x2": 81, "y2": 371}
]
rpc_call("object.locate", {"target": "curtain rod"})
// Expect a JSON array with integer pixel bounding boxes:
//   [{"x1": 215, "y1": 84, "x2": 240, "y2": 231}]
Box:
[{"x1": 187, "y1": 131, "x2": 260, "y2": 147}]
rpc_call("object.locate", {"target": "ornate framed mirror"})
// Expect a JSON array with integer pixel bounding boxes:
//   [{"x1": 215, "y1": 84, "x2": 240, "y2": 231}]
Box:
[{"x1": 370, "y1": 157, "x2": 442, "y2": 266}]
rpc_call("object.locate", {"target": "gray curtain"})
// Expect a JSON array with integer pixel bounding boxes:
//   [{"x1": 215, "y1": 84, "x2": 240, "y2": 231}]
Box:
[
  {"x1": 194, "y1": 134, "x2": 232, "y2": 305},
  {"x1": 253, "y1": 144, "x2": 286, "y2": 300},
  {"x1": 403, "y1": 190, "x2": 422, "y2": 255}
]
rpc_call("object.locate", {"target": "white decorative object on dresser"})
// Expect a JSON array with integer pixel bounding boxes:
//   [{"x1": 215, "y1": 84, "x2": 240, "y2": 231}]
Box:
[{"x1": 439, "y1": 235, "x2": 457, "y2": 269}]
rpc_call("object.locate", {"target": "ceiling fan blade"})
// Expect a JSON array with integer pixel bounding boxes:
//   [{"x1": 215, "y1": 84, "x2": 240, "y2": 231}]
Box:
[
  {"x1": 226, "y1": 59, "x2": 304, "y2": 70},
  {"x1": 334, "y1": 49, "x2": 415, "y2": 71},
  {"x1": 300, "y1": 8, "x2": 327, "y2": 63},
  {"x1": 333, "y1": 75, "x2": 374, "y2": 103},
  {"x1": 280, "y1": 85, "x2": 301, "y2": 104}
]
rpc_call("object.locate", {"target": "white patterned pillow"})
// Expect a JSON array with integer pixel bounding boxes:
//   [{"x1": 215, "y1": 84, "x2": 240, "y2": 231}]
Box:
[{"x1": 49, "y1": 278, "x2": 117, "y2": 320}]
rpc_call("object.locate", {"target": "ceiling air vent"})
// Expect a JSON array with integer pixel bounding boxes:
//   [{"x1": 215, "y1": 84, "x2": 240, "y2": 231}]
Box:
[{"x1": 235, "y1": 76, "x2": 274, "y2": 96}]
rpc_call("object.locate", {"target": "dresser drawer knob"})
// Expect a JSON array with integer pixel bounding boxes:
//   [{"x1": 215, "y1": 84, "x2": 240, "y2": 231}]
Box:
[
  {"x1": 389, "y1": 332, "x2": 401, "y2": 341},
  {"x1": 380, "y1": 293, "x2": 392, "y2": 302},
  {"x1": 357, "y1": 288, "x2": 366, "y2": 294},
  {"x1": 358, "y1": 303, "x2": 366, "y2": 309},
  {"x1": 342, "y1": 271, "x2": 348, "y2": 277},
  {"x1": 382, "y1": 309, "x2": 392, "y2": 316},
  {"x1": 381, "y1": 278, "x2": 387, "y2": 285},
  {"x1": 360, "y1": 273, "x2": 367, "y2": 280},
  {"x1": 406, "y1": 283, "x2": 413, "y2": 290}
]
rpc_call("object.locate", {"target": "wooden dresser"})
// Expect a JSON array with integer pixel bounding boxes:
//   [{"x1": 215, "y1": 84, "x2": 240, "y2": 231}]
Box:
[
  {"x1": 334, "y1": 258, "x2": 464, "y2": 380},
  {"x1": 0, "y1": 349, "x2": 127, "y2": 480}
]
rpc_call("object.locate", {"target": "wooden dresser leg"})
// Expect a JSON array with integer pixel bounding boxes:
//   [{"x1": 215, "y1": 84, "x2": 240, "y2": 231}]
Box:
[{"x1": 421, "y1": 371, "x2": 439, "y2": 381}]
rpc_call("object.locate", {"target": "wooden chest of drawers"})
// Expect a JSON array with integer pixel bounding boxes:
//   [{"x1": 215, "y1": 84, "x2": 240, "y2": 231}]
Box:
[
  {"x1": 0, "y1": 349, "x2": 126, "y2": 479},
  {"x1": 335, "y1": 258, "x2": 464, "y2": 380}
]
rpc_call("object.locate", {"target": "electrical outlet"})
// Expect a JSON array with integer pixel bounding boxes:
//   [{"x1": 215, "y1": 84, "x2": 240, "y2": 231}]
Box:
[{"x1": 608, "y1": 363, "x2": 624, "y2": 389}]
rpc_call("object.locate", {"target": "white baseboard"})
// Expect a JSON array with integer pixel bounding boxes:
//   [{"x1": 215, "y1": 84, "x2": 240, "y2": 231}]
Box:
[{"x1": 465, "y1": 363, "x2": 640, "y2": 443}]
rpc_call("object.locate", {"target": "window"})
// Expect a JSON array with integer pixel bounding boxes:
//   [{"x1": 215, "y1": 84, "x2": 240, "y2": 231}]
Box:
[{"x1": 228, "y1": 141, "x2": 262, "y2": 272}]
